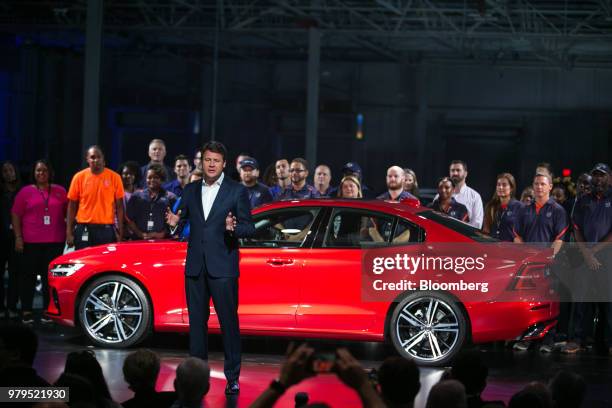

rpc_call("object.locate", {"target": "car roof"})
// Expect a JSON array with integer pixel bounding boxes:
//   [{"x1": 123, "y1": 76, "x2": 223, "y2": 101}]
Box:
[{"x1": 252, "y1": 199, "x2": 426, "y2": 218}]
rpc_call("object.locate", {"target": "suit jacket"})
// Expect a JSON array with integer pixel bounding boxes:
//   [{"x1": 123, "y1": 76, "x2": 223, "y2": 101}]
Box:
[{"x1": 179, "y1": 175, "x2": 255, "y2": 278}]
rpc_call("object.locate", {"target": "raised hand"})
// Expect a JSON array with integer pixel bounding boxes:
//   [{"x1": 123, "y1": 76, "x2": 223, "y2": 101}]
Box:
[
  {"x1": 279, "y1": 343, "x2": 316, "y2": 388},
  {"x1": 166, "y1": 209, "x2": 180, "y2": 227},
  {"x1": 226, "y1": 212, "x2": 237, "y2": 231}
]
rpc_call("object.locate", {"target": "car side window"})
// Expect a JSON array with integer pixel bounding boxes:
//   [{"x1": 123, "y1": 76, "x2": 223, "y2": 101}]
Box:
[
  {"x1": 323, "y1": 209, "x2": 395, "y2": 248},
  {"x1": 240, "y1": 208, "x2": 320, "y2": 248},
  {"x1": 391, "y1": 218, "x2": 423, "y2": 244}
]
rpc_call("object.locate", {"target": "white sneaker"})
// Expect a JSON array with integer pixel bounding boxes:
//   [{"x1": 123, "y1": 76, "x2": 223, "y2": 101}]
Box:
[
  {"x1": 513, "y1": 341, "x2": 530, "y2": 351},
  {"x1": 539, "y1": 344, "x2": 553, "y2": 353},
  {"x1": 40, "y1": 316, "x2": 53, "y2": 324}
]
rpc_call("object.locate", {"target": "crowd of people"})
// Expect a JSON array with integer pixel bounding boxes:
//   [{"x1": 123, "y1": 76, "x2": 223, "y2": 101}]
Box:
[
  {"x1": 0, "y1": 322, "x2": 589, "y2": 407},
  {"x1": 0, "y1": 138, "x2": 610, "y2": 406},
  {"x1": 0, "y1": 138, "x2": 611, "y2": 354}
]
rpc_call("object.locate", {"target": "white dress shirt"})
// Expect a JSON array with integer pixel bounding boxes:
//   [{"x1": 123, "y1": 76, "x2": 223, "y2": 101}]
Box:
[
  {"x1": 201, "y1": 172, "x2": 224, "y2": 220},
  {"x1": 453, "y1": 184, "x2": 483, "y2": 229}
]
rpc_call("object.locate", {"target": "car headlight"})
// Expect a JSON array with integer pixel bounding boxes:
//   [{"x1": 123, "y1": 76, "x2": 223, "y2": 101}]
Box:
[{"x1": 50, "y1": 263, "x2": 85, "y2": 277}]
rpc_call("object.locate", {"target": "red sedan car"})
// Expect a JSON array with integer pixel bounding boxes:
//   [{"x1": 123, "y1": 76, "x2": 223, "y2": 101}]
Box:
[{"x1": 47, "y1": 199, "x2": 558, "y2": 366}]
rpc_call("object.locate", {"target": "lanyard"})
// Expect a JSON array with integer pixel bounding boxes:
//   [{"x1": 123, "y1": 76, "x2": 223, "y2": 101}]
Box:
[{"x1": 36, "y1": 184, "x2": 51, "y2": 212}]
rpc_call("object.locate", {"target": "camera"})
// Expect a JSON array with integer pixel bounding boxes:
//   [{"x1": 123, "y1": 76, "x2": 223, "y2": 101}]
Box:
[{"x1": 311, "y1": 351, "x2": 336, "y2": 373}]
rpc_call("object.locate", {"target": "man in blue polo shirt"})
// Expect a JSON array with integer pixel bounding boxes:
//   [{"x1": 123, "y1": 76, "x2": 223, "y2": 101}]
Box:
[
  {"x1": 239, "y1": 157, "x2": 272, "y2": 209},
  {"x1": 513, "y1": 172, "x2": 568, "y2": 255},
  {"x1": 512, "y1": 172, "x2": 567, "y2": 352},
  {"x1": 564, "y1": 163, "x2": 612, "y2": 353},
  {"x1": 377, "y1": 166, "x2": 417, "y2": 202},
  {"x1": 269, "y1": 159, "x2": 291, "y2": 200},
  {"x1": 277, "y1": 158, "x2": 320, "y2": 200},
  {"x1": 163, "y1": 155, "x2": 191, "y2": 197}
]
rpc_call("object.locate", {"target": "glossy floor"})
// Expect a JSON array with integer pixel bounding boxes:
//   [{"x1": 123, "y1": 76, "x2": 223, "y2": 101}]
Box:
[{"x1": 26, "y1": 321, "x2": 612, "y2": 407}]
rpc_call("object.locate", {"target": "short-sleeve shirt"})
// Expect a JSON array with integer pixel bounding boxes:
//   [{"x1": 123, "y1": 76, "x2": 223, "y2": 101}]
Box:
[
  {"x1": 126, "y1": 189, "x2": 176, "y2": 235},
  {"x1": 489, "y1": 199, "x2": 523, "y2": 242},
  {"x1": 277, "y1": 184, "x2": 320, "y2": 200},
  {"x1": 67, "y1": 168, "x2": 125, "y2": 224},
  {"x1": 245, "y1": 183, "x2": 273, "y2": 209},
  {"x1": 572, "y1": 188, "x2": 612, "y2": 243},
  {"x1": 377, "y1": 190, "x2": 417, "y2": 202},
  {"x1": 513, "y1": 198, "x2": 568, "y2": 243},
  {"x1": 11, "y1": 184, "x2": 67, "y2": 243},
  {"x1": 429, "y1": 198, "x2": 470, "y2": 223}
]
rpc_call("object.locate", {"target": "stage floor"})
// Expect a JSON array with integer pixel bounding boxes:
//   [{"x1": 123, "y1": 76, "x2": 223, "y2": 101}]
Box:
[{"x1": 27, "y1": 320, "x2": 612, "y2": 408}]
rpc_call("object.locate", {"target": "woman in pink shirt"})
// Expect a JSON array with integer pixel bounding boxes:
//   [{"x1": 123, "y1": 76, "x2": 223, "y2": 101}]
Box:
[{"x1": 11, "y1": 160, "x2": 67, "y2": 324}]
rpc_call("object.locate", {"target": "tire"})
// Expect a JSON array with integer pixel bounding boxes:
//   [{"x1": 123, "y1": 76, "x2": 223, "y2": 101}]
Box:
[
  {"x1": 389, "y1": 291, "x2": 467, "y2": 366},
  {"x1": 78, "y1": 275, "x2": 152, "y2": 348}
]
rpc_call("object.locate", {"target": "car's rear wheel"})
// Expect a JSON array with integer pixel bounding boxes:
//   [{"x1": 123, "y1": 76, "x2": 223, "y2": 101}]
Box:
[
  {"x1": 78, "y1": 275, "x2": 152, "y2": 348},
  {"x1": 389, "y1": 291, "x2": 467, "y2": 366}
]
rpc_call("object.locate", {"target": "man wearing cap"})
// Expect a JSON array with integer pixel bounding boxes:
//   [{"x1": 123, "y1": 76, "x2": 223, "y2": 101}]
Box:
[
  {"x1": 269, "y1": 159, "x2": 291, "y2": 200},
  {"x1": 564, "y1": 163, "x2": 612, "y2": 353},
  {"x1": 239, "y1": 157, "x2": 272, "y2": 209},
  {"x1": 277, "y1": 158, "x2": 320, "y2": 200},
  {"x1": 342, "y1": 162, "x2": 374, "y2": 198},
  {"x1": 314, "y1": 164, "x2": 336, "y2": 197}
]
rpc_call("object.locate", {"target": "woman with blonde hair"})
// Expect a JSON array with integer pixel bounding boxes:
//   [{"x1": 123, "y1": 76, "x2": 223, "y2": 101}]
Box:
[
  {"x1": 403, "y1": 168, "x2": 419, "y2": 197},
  {"x1": 483, "y1": 172, "x2": 522, "y2": 241},
  {"x1": 337, "y1": 175, "x2": 363, "y2": 198}
]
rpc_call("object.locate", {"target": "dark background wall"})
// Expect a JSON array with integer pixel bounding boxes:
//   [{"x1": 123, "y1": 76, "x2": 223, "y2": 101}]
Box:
[{"x1": 1, "y1": 40, "x2": 611, "y2": 197}]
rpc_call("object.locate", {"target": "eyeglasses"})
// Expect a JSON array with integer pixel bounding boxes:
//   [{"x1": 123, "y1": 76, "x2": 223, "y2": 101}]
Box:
[{"x1": 203, "y1": 158, "x2": 222, "y2": 164}]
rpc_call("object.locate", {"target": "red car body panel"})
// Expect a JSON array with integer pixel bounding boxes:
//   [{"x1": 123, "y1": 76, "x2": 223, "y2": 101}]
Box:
[{"x1": 47, "y1": 199, "x2": 558, "y2": 345}]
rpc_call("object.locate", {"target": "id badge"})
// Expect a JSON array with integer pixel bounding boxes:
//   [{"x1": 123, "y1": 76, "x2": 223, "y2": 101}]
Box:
[
  {"x1": 147, "y1": 220, "x2": 154, "y2": 232},
  {"x1": 82, "y1": 229, "x2": 89, "y2": 242},
  {"x1": 43, "y1": 215, "x2": 51, "y2": 225}
]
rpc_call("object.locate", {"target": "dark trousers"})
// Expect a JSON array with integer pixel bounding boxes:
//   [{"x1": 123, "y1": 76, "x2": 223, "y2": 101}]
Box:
[
  {"x1": 570, "y1": 249, "x2": 612, "y2": 346},
  {"x1": 19, "y1": 242, "x2": 64, "y2": 312},
  {"x1": 0, "y1": 236, "x2": 18, "y2": 311},
  {"x1": 185, "y1": 270, "x2": 241, "y2": 382},
  {"x1": 74, "y1": 224, "x2": 116, "y2": 250}
]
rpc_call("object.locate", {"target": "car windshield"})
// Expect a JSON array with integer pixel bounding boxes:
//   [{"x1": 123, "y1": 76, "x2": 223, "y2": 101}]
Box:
[{"x1": 418, "y1": 210, "x2": 499, "y2": 242}]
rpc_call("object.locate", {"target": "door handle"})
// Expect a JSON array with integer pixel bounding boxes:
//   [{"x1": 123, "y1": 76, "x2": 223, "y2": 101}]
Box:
[{"x1": 266, "y1": 258, "x2": 295, "y2": 266}]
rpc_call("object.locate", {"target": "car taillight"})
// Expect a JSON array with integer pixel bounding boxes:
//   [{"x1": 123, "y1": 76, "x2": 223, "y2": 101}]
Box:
[{"x1": 509, "y1": 263, "x2": 547, "y2": 290}]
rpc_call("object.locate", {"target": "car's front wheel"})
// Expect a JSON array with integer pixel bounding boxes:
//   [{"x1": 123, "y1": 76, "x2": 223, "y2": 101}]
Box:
[
  {"x1": 78, "y1": 275, "x2": 152, "y2": 348},
  {"x1": 389, "y1": 291, "x2": 467, "y2": 366}
]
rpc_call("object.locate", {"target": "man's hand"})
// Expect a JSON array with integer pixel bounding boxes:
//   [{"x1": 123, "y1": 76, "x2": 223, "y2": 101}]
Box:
[
  {"x1": 584, "y1": 250, "x2": 602, "y2": 270},
  {"x1": 333, "y1": 348, "x2": 368, "y2": 391},
  {"x1": 278, "y1": 343, "x2": 316, "y2": 388},
  {"x1": 225, "y1": 212, "x2": 237, "y2": 231},
  {"x1": 66, "y1": 231, "x2": 74, "y2": 248},
  {"x1": 143, "y1": 231, "x2": 165, "y2": 240},
  {"x1": 166, "y1": 209, "x2": 180, "y2": 227}
]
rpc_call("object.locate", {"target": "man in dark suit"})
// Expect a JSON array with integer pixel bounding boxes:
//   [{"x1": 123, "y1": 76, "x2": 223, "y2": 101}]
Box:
[{"x1": 166, "y1": 141, "x2": 254, "y2": 395}]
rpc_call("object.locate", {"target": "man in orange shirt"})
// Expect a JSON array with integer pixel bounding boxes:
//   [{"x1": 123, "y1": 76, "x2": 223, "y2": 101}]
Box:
[{"x1": 66, "y1": 145, "x2": 125, "y2": 250}]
